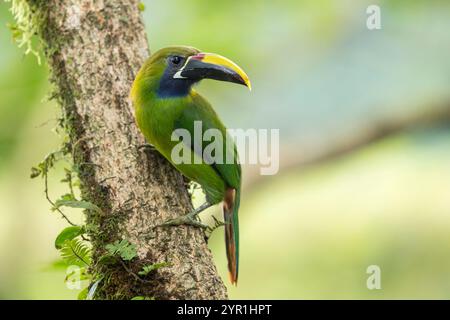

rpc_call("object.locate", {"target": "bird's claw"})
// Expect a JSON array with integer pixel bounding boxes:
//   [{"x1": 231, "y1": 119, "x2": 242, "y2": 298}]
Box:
[
  {"x1": 154, "y1": 202, "x2": 212, "y2": 230},
  {"x1": 138, "y1": 143, "x2": 156, "y2": 151},
  {"x1": 205, "y1": 216, "x2": 227, "y2": 241},
  {"x1": 158, "y1": 213, "x2": 208, "y2": 229}
]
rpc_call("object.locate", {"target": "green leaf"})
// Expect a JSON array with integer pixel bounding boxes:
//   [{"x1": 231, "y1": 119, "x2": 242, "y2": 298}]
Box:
[
  {"x1": 87, "y1": 278, "x2": 103, "y2": 300},
  {"x1": 30, "y1": 166, "x2": 41, "y2": 179},
  {"x1": 97, "y1": 254, "x2": 117, "y2": 265},
  {"x1": 105, "y1": 239, "x2": 137, "y2": 261},
  {"x1": 60, "y1": 239, "x2": 91, "y2": 266},
  {"x1": 59, "y1": 193, "x2": 76, "y2": 202},
  {"x1": 138, "y1": 262, "x2": 169, "y2": 276},
  {"x1": 36, "y1": 151, "x2": 60, "y2": 177},
  {"x1": 6, "y1": 23, "x2": 22, "y2": 40},
  {"x1": 65, "y1": 266, "x2": 90, "y2": 283},
  {"x1": 78, "y1": 287, "x2": 88, "y2": 300},
  {"x1": 120, "y1": 246, "x2": 137, "y2": 261},
  {"x1": 55, "y1": 226, "x2": 84, "y2": 249},
  {"x1": 138, "y1": 2, "x2": 145, "y2": 11},
  {"x1": 131, "y1": 296, "x2": 154, "y2": 300},
  {"x1": 54, "y1": 199, "x2": 103, "y2": 215}
]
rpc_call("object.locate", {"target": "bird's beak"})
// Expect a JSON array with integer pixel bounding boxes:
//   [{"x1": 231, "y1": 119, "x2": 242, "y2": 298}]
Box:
[{"x1": 174, "y1": 53, "x2": 251, "y2": 90}]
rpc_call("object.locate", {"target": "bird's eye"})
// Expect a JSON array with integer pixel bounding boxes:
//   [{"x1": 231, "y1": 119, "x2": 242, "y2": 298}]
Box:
[{"x1": 170, "y1": 56, "x2": 182, "y2": 65}]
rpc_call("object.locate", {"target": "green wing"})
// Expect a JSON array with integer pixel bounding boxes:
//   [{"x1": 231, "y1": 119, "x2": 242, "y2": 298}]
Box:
[{"x1": 174, "y1": 92, "x2": 241, "y2": 190}]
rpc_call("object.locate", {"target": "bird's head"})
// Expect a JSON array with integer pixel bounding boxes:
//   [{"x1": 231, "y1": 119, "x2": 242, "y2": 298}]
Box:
[{"x1": 131, "y1": 46, "x2": 251, "y2": 100}]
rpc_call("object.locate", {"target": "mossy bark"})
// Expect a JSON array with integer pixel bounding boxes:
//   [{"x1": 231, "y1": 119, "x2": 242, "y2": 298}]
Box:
[{"x1": 27, "y1": 0, "x2": 227, "y2": 299}]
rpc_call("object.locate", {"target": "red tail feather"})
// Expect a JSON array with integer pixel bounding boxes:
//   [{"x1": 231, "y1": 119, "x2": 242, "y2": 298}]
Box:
[{"x1": 224, "y1": 188, "x2": 239, "y2": 285}]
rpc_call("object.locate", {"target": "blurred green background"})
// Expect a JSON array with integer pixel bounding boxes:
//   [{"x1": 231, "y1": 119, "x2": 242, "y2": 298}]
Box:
[{"x1": 1, "y1": 0, "x2": 450, "y2": 299}]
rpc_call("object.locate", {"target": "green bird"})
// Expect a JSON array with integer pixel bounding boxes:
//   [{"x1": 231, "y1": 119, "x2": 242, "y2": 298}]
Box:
[{"x1": 130, "y1": 46, "x2": 251, "y2": 284}]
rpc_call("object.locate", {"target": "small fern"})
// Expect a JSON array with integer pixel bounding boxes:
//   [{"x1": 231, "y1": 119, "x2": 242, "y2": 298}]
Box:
[
  {"x1": 105, "y1": 239, "x2": 137, "y2": 261},
  {"x1": 60, "y1": 239, "x2": 91, "y2": 266},
  {"x1": 138, "y1": 262, "x2": 169, "y2": 276}
]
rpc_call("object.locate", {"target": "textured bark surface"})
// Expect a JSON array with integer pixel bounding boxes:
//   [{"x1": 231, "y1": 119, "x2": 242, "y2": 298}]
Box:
[{"x1": 29, "y1": 0, "x2": 227, "y2": 299}]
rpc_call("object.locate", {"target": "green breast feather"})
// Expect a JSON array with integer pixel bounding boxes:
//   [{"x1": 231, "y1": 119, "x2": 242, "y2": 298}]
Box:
[{"x1": 135, "y1": 91, "x2": 240, "y2": 204}]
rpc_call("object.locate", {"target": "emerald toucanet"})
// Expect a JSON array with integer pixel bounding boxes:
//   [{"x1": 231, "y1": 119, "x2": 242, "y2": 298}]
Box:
[{"x1": 130, "y1": 46, "x2": 251, "y2": 284}]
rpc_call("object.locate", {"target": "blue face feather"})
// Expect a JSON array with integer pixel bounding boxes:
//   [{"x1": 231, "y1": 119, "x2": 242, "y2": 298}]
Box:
[{"x1": 157, "y1": 59, "x2": 195, "y2": 98}]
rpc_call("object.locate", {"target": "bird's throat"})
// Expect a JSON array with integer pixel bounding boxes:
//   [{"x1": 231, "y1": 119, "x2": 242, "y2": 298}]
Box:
[{"x1": 157, "y1": 69, "x2": 195, "y2": 98}]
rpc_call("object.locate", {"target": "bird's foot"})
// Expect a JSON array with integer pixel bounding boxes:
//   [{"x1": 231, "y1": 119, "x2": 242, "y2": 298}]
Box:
[
  {"x1": 207, "y1": 216, "x2": 226, "y2": 232},
  {"x1": 205, "y1": 216, "x2": 226, "y2": 242},
  {"x1": 138, "y1": 143, "x2": 156, "y2": 151},
  {"x1": 160, "y1": 212, "x2": 208, "y2": 229},
  {"x1": 157, "y1": 202, "x2": 212, "y2": 230}
]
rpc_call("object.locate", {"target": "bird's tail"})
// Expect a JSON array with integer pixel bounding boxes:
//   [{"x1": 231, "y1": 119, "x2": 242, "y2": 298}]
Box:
[{"x1": 223, "y1": 187, "x2": 240, "y2": 285}]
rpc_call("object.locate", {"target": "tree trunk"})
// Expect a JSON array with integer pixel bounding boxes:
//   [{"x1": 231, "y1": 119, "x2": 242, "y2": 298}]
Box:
[{"x1": 28, "y1": 0, "x2": 227, "y2": 299}]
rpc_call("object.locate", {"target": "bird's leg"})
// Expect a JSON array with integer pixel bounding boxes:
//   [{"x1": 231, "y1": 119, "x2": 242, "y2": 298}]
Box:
[
  {"x1": 159, "y1": 202, "x2": 212, "y2": 229},
  {"x1": 138, "y1": 143, "x2": 156, "y2": 151}
]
